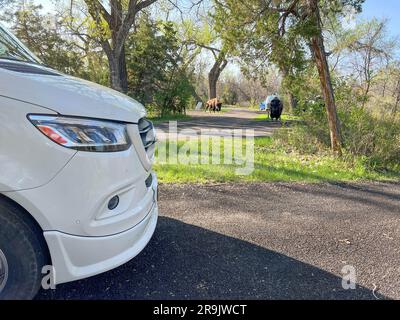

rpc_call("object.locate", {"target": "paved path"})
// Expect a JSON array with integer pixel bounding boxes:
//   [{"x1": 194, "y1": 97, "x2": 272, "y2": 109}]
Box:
[
  {"x1": 155, "y1": 108, "x2": 283, "y2": 140},
  {"x1": 37, "y1": 182, "x2": 400, "y2": 300}
]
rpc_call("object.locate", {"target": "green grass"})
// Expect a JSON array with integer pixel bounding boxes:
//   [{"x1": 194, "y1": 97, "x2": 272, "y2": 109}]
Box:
[
  {"x1": 148, "y1": 113, "x2": 191, "y2": 124},
  {"x1": 219, "y1": 107, "x2": 232, "y2": 113},
  {"x1": 253, "y1": 113, "x2": 301, "y2": 121},
  {"x1": 154, "y1": 137, "x2": 400, "y2": 184}
]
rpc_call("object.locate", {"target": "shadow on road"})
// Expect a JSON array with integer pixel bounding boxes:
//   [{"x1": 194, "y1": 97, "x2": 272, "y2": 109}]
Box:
[
  {"x1": 37, "y1": 217, "x2": 383, "y2": 300},
  {"x1": 278, "y1": 181, "x2": 400, "y2": 213},
  {"x1": 155, "y1": 116, "x2": 284, "y2": 137}
]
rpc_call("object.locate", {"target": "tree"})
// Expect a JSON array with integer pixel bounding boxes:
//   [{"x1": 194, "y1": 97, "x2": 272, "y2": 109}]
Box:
[
  {"x1": 393, "y1": 69, "x2": 400, "y2": 115},
  {"x1": 345, "y1": 18, "x2": 396, "y2": 106},
  {"x1": 126, "y1": 16, "x2": 179, "y2": 103},
  {"x1": 55, "y1": 1, "x2": 110, "y2": 85},
  {"x1": 182, "y1": 18, "x2": 229, "y2": 100},
  {"x1": 305, "y1": 0, "x2": 342, "y2": 153},
  {"x1": 125, "y1": 15, "x2": 199, "y2": 115},
  {"x1": 207, "y1": 47, "x2": 227, "y2": 99},
  {"x1": 219, "y1": 74, "x2": 240, "y2": 105},
  {"x1": 371, "y1": 61, "x2": 400, "y2": 116},
  {"x1": 4, "y1": 2, "x2": 84, "y2": 75},
  {"x1": 213, "y1": 0, "x2": 366, "y2": 153},
  {"x1": 82, "y1": 0, "x2": 158, "y2": 93},
  {"x1": 237, "y1": 76, "x2": 271, "y2": 106}
]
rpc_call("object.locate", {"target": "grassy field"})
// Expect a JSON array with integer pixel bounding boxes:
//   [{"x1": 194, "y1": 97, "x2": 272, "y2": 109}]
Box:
[{"x1": 154, "y1": 137, "x2": 399, "y2": 184}]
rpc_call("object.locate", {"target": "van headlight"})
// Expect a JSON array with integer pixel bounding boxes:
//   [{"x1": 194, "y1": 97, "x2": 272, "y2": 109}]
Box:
[{"x1": 28, "y1": 115, "x2": 131, "y2": 152}]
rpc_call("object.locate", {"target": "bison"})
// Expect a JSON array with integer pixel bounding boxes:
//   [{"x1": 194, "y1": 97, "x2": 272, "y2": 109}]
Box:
[{"x1": 205, "y1": 98, "x2": 222, "y2": 113}]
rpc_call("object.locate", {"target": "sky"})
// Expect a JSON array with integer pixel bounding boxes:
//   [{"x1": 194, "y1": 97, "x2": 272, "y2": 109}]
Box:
[{"x1": 359, "y1": 0, "x2": 400, "y2": 38}]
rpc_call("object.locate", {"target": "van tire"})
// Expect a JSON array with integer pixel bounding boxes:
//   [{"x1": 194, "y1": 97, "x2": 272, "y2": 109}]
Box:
[{"x1": 0, "y1": 200, "x2": 48, "y2": 300}]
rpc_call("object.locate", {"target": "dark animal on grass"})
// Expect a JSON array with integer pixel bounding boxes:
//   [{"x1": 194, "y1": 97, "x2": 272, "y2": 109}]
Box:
[
  {"x1": 269, "y1": 97, "x2": 283, "y2": 121},
  {"x1": 205, "y1": 98, "x2": 222, "y2": 113}
]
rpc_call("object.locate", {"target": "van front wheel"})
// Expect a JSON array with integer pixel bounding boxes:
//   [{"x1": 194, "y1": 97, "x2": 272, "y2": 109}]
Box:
[{"x1": 0, "y1": 199, "x2": 49, "y2": 300}]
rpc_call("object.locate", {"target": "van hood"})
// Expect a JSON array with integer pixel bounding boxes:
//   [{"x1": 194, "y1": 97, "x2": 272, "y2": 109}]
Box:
[{"x1": 0, "y1": 61, "x2": 146, "y2": 123}]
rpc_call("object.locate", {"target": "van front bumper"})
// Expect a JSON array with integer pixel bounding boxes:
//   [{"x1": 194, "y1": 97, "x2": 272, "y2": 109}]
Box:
[{"x1": 44, "y1": 201, "x2": 158, "y2": 285}]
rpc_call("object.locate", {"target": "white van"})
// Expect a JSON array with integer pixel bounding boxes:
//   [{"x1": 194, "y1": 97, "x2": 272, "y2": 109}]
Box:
[{"x1": 0, "y1": 24, "x2": 158, "y2": 299}]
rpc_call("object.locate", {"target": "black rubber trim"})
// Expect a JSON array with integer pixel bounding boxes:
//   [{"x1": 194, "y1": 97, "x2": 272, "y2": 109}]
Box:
[{"x1": 0, "y1": 61, "x2": 61, "y2": 76}]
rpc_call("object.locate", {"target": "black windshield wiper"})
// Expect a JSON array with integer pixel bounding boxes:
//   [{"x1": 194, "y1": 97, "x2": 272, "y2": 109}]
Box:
[{"x1": 0, "y1": 56, "x2": 43, "y2": 66}]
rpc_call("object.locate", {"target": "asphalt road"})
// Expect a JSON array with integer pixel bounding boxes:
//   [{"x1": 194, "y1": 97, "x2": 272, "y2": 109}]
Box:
[
  {"x1": 155, "y1": 108, "x2": 283, "y2": 140},
  {"x1": 37, "y1": 181, "x2": 400, "y2": 300}
]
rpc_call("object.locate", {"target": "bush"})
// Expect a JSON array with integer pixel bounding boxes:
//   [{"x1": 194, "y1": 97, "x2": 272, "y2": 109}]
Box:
[
  {"x1": 340, "y1": 108, "x2": 400, "y2": 169},
  {"x1": 153, "y1": 73, "x2": 194, "y2": 116},
  {"x1": 276, "y1": 98, "x2": 400, "y2": 171}
]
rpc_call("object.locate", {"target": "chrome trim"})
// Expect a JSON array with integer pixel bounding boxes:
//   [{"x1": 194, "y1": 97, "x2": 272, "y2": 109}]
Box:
[{"x1": 138, "y1": 118, "x2": 156, "y2": 163}]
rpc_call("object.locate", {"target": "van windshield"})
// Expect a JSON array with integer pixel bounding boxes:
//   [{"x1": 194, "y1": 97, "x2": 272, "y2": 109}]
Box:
[{"x1": 0, "y1": 24, "x2": 42, "y2": 65}]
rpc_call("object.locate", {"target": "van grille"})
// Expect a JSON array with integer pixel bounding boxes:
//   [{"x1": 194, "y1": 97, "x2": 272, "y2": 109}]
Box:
[{"x1": 138, "y1": 118, "x2": 156, "y2": 162}]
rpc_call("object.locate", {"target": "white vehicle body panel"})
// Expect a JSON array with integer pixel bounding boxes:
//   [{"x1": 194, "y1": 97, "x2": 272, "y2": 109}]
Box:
[
  {"x1": 8, "y1": 142, "x2": 156, "y2": 237},
  {"x1": 0, "y1": 65, "x2": 146, "y2": 123},
  {"x1": 0, "y1": 96, "x2": 76, "y2": 192},
  {"x1": 45, "y1": 184, "x2": 158, "y2": 284}
]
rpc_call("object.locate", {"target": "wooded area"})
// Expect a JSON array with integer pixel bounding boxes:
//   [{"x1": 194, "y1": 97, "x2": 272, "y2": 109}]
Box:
[{"x1": 1, "y1": 0, "x2": 399, "y2": 170}]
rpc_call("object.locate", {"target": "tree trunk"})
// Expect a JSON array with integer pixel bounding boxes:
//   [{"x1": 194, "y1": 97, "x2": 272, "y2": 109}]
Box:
[
  {"x1": 362, "y1": 79, "x2": 371, "y2": 108},
  {"x1": 288, "y1": 92, "x2": 297, "y2": 111},
  {"x1": 107, "y1": 1, "x2": 128, "y2": 93},
  {"x1": 280, "y1": 67, "x2": 297, "y2": 111},
  {"x1": 109, "y1": 51, "x2": 127, "y2": 93},
  {"x1": 394, "y1": 96, "x2": 399, "y2": 115},
  {"x1": 208, "y1": 53, "x2": 228, "y2": 100},
  {"x1": 84, "y1": 0, "x2": 158, "y2": 94},
  {"x1": 394, "y1": 78, "x2": 400, "y2": 115},
  {"x1": 208, "y1": 73, "x2": 218, "y2": 100},
  {"x1": 382, "y1": 78, "x2": 387, "y2": 97},
  {"x1": 190, "y1": 86, "x2": 203, "y2": 104},
  {"x1": 307, "y1": 0, "x2": 342, "y2": 154}
]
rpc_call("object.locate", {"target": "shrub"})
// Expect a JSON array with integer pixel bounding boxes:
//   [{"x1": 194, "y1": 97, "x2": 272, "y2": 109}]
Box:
[
  {"x1": 276, "y1": 97, "x2": 400, "y2": 171},
  {"x1": 340, "y1": 108, "x2": 400, "y2": 169}
]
